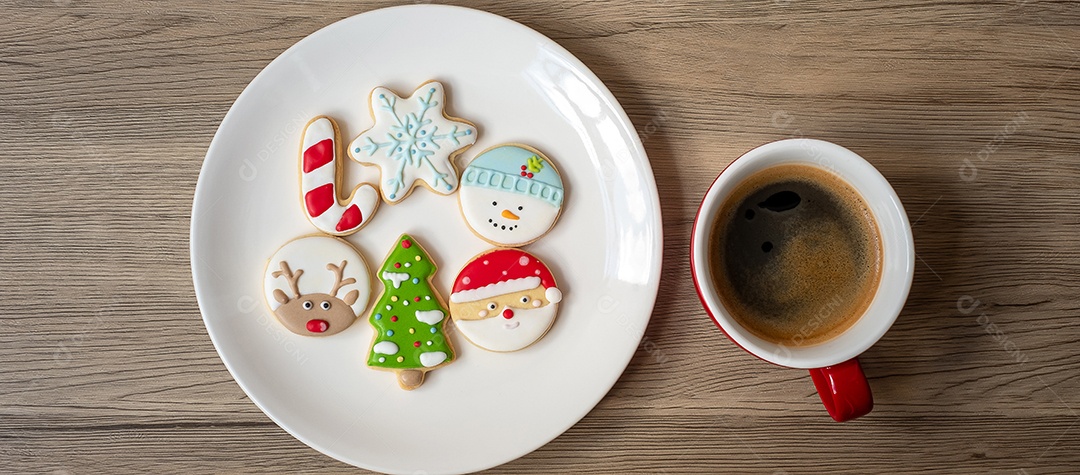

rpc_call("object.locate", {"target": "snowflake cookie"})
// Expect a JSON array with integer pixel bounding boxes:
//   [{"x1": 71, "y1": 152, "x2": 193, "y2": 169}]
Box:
[{"x1": 348, "y1": 81, "x2": 478, "y2": 204}]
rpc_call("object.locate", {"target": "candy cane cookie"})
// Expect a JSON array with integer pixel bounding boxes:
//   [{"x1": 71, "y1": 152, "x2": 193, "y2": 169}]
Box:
[{"x1": 300, "y1": 116, "x2": 380, "y2": 235}]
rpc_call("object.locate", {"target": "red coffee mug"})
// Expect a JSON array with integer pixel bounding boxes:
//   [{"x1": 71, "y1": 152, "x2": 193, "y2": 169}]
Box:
[{"x1": 690, "y1": 139, "x2": 914, "y2": 422}]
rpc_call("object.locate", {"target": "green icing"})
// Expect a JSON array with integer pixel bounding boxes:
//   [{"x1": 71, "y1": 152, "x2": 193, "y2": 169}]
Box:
[{"x1": 366, "y1": 234, "x2": 454, "y2": 370}]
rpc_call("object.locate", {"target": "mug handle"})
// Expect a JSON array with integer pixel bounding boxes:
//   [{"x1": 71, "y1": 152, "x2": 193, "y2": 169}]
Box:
[{"x1": 808, "y1": 357, "x2": 873, "y2": 422}]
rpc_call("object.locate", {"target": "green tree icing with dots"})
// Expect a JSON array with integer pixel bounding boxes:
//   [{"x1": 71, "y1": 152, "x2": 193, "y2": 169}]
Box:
[{"x1": 366, "y1": 234, "x2": 454, "y2": 389}]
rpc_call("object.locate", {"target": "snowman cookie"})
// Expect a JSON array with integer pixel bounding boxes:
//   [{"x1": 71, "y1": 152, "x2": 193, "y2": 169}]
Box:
[
  {"x1": 458, "y1": 144, "x2": 564, "y2": 247},
  {"x1": 449, "y1": 248, "x2": 563, "y2": 352},
  {"x1": 348, "y1": 81, "x2": 478, "y2": 204},
  {"x1": 263, "y1": 235, "x2": 372, "y2": 337}
]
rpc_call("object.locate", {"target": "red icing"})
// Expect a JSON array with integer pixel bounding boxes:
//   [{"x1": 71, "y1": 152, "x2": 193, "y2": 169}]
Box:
[
  {"x1": 336, "y1": 204, "x2": 362, "y2": 232},
  {"x1": 519, "y1": 171, "x2": 527, "y2": 177},
  {"x1": 414, "y1": 296, "x2": 421, "y2": 302},
  {"x1": 394, "y1": 263, "x2": 401, "y2": 268},
  {"x1": 307, "y1": 319, "x2": 329, "y2": 333},
  {"x1": 502, "y1": 308, "x2": 514, "y2": 319},
  {"x1": 527, "y1": 172, "x2": 534, "y2": 178},
  {"x1": 390, "y1": 316, "x2": 398, "y2": 322},
  {"x1": 401, "y1": 239, "x2": 412, "y2": 249},
  {"x1": 520, "y1": 165, "x2": 527, "y2": 170},
  {"x1": 303, "y1": 138, "x2": 334, "y2": 173},
  {"x1": 413, "y1": 341, "x2": 421, "y2": 348},
  {"x1": 451, "y1": 249, "x2": 558, "y2": 298},
  {"x1": 305, "y1": 183, "x2": 334, "y2": 217}
]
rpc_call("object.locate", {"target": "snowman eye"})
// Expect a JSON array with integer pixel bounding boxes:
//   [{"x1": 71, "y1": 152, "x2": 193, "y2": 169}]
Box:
[
  {"x1": 302, "y1": 301, "x2": 313, "y2": 310},
  {"x1": 487, "y1": 302, "x2": 497, "y2": 311},
  {"x1": 491, "y1": 201, "x2": 497, "y2": 206},
  {"x1": 520, "y1": 296, "x2": 530, "y2": 304},
  {"x1": 320, "y1": 301, "x2": 331, "y2": 310},
  {"x1": 517, "y1": 206, "x2": 523, "y2": 211}
]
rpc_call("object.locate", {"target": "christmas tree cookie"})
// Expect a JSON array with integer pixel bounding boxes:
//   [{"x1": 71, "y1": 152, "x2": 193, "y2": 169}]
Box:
[{"x1": 366, "y1": 234, "x2": 455, "y2": 390}]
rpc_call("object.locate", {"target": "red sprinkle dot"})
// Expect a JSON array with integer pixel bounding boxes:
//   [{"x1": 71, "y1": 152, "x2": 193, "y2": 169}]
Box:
[
  {"x1": 520, "y1": 165, "x2": 527, "y2": 170},
  {"x1": 401, "y1": 239, "x2": 412, "y2": 248},
  {"x1": 394, "y1": 262, "x2": 401, "y2": 268},
  {"x1": 414, "y1": 296, "x2": 421, "y2": 302},
  {"x1": 413, "y1": 341, "x2": 421, "y2": 347},
  {"x1": 520, "y1": 171, "x2": 527, "y2": 176},
  {"x1": 390, "y1": 316, "x2": 398, "y2": 322},
  {"x1": 527, "y1": 172, "x2": 534, "y2": 178}
]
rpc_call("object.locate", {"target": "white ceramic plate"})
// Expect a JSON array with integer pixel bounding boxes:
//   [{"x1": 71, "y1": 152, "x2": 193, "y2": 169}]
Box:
[{"x1": 190, "y1": 5, "x2": 661, "y2": 474}]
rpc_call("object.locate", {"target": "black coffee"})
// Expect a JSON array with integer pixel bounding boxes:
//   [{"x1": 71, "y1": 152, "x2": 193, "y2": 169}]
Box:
[{"x1": 708, "y1": 164, "x2": 882, "y2": 346}]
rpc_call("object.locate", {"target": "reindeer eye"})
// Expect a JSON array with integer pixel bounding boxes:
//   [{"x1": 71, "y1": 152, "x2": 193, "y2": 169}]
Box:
[
  {"x1": 302, "y1": 301, "x2": 313, "y2": 310},
  {"x1": 487, "y1": 302, "x2": 497, "y2": 311},
  {"x1": 320, "y1": 301, "x2": 331, "y2": 310},
  {"x1": 520, "y1": 296, "x2": 530, "y2": 304},
  {"x1": 491, "y1": 201, "x2": 497, "y2": 206}
]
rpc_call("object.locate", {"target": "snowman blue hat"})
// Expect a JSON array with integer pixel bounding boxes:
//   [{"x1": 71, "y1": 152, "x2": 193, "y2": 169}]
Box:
[{"x1": 461, "y1": 145, "x2": 564, "y2": 207}]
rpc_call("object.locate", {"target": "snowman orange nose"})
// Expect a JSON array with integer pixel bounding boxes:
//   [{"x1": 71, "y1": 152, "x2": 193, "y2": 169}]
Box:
[{"x1": 501, "y1": 209, "x2": 520, "y2": 220}]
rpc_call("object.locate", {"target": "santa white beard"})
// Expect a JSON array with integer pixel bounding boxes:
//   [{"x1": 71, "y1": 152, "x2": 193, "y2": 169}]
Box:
[{"x1": 455, "y1": 304, "x2": 558, "y2": 352}]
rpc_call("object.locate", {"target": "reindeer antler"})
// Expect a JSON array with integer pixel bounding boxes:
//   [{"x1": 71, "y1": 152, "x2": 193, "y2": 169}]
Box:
[
  {"x1": 326, "y1": 260, "x2": 357, "y2": 297},
  {"x1": 272, "y1": 261, "x2": 304, "y2": 298}
]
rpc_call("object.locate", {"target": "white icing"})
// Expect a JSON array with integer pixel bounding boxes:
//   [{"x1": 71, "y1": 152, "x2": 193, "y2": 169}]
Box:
[
  {"x1": 546, "y1": 287, "x2": 563, "y2": 304},
  {"x1": 373, "y1": 341, "x2": 399, "y2": 355},
  {"x1": 382, "y1": 271, "x2": 410, "y2": 289},
  {"x1": 454, "y1": 305, "x2": 558, "y2": 352},
  {"x1": 415, "y1": 310, "x2": 444, "y2": 325},
  {"x1": 419, "y1": 351, "x2": 448, "y2": 367},
  {"x1": 263, "y1": 236, "x2": 371, "y2": 316},
  {"x1": 348, "y1": 82, "x2": 477, "y2": 203},
  {"x1": 449, "y1": 276, "x2": 541, "y2": 303},
  {"x1": 459, "y1": 185, "x2": 561, "y2": 246},
  {"x1": 478, "y1": 309, "x2": 488, "y2": 318},
  {"x1": 518, "y1": 256, "x2": 529, "y2": 266},
  {"x1": 300, "y1": 117, "x2": 379, "y2": 236}
]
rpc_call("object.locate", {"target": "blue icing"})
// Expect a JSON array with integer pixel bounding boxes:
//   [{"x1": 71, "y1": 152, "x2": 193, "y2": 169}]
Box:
[{"x1": 461, "y1": 145, "x2": 564, "y2": 207}]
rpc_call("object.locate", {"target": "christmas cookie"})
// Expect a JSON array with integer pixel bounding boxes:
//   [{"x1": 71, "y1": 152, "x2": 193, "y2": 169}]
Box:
[
  {"x1": 263, "y1": 235, "x2": 372, "y2": 337},
  {"x1": 458, "y1": 144, "x2": 564, "y2": 247},
  {"x1": 300, "y1": 116, "x2": 380, "y2": 236},
  {"x1": 366, "y1": 234, "x2": 455, "y2": 390},
  {"x1": 348, "y1": 81, "x2": 478, "y2": 204},
  {"x1": 449, "y1": 249, "x2": 563, "y2": 352}
]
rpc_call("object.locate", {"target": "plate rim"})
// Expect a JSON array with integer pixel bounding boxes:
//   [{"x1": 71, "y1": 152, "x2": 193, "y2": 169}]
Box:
[{"x1": 190, "y1": 4, "x2": 663, "y2": 473}]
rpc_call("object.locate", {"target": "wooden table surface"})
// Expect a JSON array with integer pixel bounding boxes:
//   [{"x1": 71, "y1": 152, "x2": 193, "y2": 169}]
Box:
[{"x1": 3, "y1": 1, "x2": 1079, "y2": 473}]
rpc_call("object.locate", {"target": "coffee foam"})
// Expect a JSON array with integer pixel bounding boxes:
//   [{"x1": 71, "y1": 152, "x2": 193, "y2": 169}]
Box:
[{"x1": 708, "y1": 164, "x2": 882, "y2": 347}]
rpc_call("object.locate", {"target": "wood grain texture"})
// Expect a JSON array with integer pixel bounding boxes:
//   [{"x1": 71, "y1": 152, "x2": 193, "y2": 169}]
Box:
[{"x1": 2, "y1": 0, "x2": 1079, "y2": 473}]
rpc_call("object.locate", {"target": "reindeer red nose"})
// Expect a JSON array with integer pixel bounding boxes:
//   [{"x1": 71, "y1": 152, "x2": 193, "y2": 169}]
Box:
[
  {"x1": 307, "y1": 319, "x2": 329, "y2": 333},
  {"x1": 502, "y1": 309, "x2": 514, "y2": 319}
]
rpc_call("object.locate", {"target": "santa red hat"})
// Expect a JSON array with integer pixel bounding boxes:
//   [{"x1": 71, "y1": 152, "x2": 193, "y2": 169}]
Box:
[{"x1": 450, "y1": 249, "x2": 562, "y2": 304}]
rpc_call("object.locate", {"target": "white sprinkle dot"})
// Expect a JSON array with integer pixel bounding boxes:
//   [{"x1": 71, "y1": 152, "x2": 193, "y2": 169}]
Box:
[
  {"x1": 462, "y1": 276, "x2": 471, "y2": 285},
  {"x1": 519, "y1": 256, "x2": 529, "y2": 266}
]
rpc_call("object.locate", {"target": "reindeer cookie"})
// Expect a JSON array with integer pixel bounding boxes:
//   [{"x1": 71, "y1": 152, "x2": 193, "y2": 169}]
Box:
[{"x1": 263, "y1": 235, "x2": 372, "y2": 337}]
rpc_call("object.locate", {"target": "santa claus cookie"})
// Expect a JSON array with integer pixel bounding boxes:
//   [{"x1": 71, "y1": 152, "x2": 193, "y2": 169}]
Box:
[
  {"x1": 449, "y1": 249, "x2": 563, "y2": 352},
  {"x1": 263, "y1": 235, "x2": 372, "y2": 337},
  {"x1": 458, "y1": 144, "x2": 564, "y2": 247},
  {"x1": 348, "y1": 81, "x2": 478, "y2": 204},
  {"x1": 366, "y1": 234, "x2": 455, "y2": 390}
]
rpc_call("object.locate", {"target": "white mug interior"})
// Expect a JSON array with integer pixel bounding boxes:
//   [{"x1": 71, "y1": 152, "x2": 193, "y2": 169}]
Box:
[{"x1": 692, "y1": 139, "x2": 914, "y2": 369}]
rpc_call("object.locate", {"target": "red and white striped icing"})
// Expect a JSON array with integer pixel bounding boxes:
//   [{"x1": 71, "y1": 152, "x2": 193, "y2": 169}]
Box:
[{"x1": 300, "y1": 117, "x2": 379, "y2": 235}]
